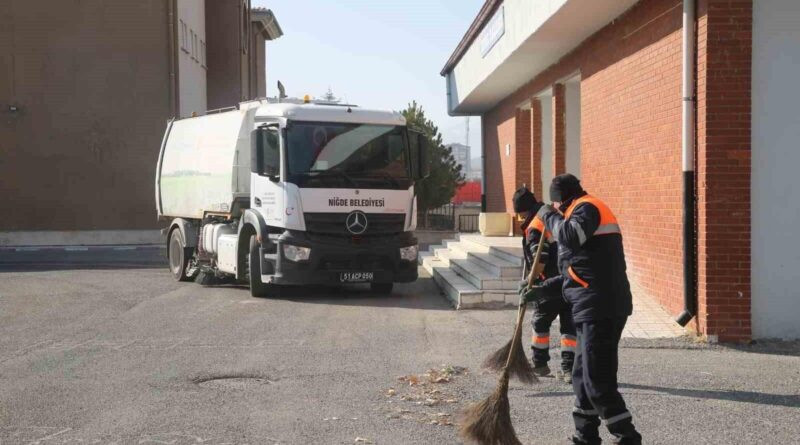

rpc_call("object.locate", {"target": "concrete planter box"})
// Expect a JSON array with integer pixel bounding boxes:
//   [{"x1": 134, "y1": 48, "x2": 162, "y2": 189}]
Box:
[{"x1": 479, "y1": 213, "x2": 511, "y2": 236}]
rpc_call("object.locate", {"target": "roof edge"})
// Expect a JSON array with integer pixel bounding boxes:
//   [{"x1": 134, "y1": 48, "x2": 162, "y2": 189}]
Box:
[
  {"x1": 252, "y1": 8, "x2": 284, "y2": 40},
  {"x1": 440, "y1": 0, "x2": 503, "y2": 76}
]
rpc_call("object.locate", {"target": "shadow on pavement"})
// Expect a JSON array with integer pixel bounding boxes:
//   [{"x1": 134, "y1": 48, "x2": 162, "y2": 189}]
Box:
[
  {"x1": 525, "y1": 384, "x2": 800, "y2": 408},
  {"x1": 721, "y1": 340, "x2": 800, "y2": 358},
  {"x1": 201, "y1": 275, "x2": 453, "y2": 311},
  {"x1": 0, "y1": 247, "x2": 166, "y2": 272}
]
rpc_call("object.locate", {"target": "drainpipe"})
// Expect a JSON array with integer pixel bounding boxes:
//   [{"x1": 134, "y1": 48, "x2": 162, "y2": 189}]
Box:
[
  {"x1": 676, "y1": 0, "x2": 696, "y2": 327},
  {"x1": 167, "y1": 0, "x2": 179, "y2": 117}
]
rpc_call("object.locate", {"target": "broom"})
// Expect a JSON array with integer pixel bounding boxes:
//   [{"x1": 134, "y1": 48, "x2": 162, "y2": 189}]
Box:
[
  {"x1": 480, "y1": 238, "x2": 546, "y2": 382},
  {"x1": 459, "y1": 239, "x2": 546, "y2": 445}
]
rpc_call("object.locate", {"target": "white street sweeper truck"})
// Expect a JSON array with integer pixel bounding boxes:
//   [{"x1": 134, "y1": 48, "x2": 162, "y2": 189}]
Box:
[{"x1": 156, "y1": 98, "x2": 429, "y2": 297}]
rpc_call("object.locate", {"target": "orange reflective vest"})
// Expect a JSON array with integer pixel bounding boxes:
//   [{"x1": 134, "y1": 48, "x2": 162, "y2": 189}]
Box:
[
  {"x1": 524, "y1": 215, "x2": 554, "y2": 242},
  {"x1": 563, "y1": 195, "x2": 621, "y2": 237}
]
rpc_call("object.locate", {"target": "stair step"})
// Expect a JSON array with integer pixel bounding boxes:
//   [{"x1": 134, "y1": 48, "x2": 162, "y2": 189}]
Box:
[
  {"x1": 432, "y1": 244, "x2": 468, "y2": 262},
  {"x1": 450, "y1": 258, "x2": 518, "y2": 290},
  {"x1": 421, "y1": 254, "x2": 447, "y2": 271},
  {"x1": 488, "y1": 246, "x2": 524, "y2": 266},
  {"x1": 418, "y1": 250, "x2": 435, "y2": 266},
  {"x1": 431, "y1": 267, "x2": 482, "y2": 309},
  {"x1": 455, "y1": 236, "x2": 493, "y2": 254},
  {"x1": 442, "y1": 239, "x2": 475, "y2": 256},
  {"x1": 467, "y1": 252, "x2": 523, "y2": 278}
]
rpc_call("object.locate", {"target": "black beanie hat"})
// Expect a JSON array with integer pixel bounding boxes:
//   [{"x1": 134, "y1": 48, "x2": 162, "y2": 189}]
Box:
[
  {"x1": 550, "y1": 174, "x2": 583, "y2": 202},
  {"x1": 512, "y1": 187, "x2": 537, "y2": 213}
]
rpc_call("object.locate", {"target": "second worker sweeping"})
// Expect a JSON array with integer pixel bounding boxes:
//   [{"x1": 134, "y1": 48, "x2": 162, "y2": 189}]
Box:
[{"x1": 512, "y1": 186, "x2": 575, "y2": 383}]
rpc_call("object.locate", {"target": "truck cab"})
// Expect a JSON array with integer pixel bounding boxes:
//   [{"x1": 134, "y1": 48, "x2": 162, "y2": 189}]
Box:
[{"x1": 156, "y1": 99, "x2": 429, "y2": 297}]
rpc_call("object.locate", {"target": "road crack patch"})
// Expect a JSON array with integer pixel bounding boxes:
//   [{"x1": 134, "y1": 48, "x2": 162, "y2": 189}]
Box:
[{"x1": 191, "y1": 373, "x2": 277, "y2": 390}]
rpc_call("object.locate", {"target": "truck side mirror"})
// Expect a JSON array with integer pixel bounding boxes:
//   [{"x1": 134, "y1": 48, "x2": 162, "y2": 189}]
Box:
[
  {"x1": 419, "y1": 135, "x2": 431, "y2": 179},
  {"x1": 408, "y1": 129, "x2": 430, "y2": 180},
  {"x1": 252, "y1": 125, "x2": 280, "y2": 181}
]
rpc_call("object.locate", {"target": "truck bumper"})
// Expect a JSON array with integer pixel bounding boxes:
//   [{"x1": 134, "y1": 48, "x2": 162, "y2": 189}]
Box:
[{"x1": 263, "y1": 230, "x2": 418, "y2": 286}]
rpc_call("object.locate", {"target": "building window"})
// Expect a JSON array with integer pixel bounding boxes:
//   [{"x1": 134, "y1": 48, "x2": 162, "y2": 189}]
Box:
[
  {"x1": 180, "y1": 20, "x2": 188, "y2": 53},
  {"x1": 201, "y1": 41, "x2": 206, "y2": 69},
  {"x1": 190, "y1": 30, "x2": 196, "y2": 61},
  {"x1": 241, "y1": 0, "x2": 249, "y2": 54}
]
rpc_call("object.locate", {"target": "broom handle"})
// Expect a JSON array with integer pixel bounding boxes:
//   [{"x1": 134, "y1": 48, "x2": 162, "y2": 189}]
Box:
[
  {"x1": 504, "y1": 237, "x2": 547, "y2": 371},
  {"x1": 526, "y1": 232, "x2": 547, "y2": 287}
]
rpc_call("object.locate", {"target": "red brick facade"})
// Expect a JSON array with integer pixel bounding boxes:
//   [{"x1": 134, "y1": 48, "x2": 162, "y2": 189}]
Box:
[
  {"x1": 479, "y1": 0, "x2": 752, "y2": 341},
  {"x1": 696, "y1": 0, "x2": 752, "y2": 341},
  {"x1": 551, "y1": 83, "x2": 566, "y2": 177},
  {"x1": 530, "y1": 99, "x2": 543, "y2": 199}
]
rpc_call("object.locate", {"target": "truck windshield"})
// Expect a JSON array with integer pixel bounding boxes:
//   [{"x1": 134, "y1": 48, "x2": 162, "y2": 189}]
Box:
[{"x1": 286, "y1": 122, "x2": 410, "y2": 188}]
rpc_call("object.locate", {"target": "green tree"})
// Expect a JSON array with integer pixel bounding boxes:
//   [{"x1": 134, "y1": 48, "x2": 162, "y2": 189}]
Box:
[{"x1": 401, "y1": 101, "x2": 465, "y2": 214}]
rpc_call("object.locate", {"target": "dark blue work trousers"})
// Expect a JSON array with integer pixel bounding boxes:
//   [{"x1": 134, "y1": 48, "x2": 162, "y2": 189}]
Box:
[{"x1": 571, "y1": 317, "x2": 642, "y2": 445}]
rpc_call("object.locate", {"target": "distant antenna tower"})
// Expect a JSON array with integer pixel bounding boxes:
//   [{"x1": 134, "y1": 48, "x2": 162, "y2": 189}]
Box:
[{"x1": 465, "y1": 116, "x2": 470, "y2": 148}]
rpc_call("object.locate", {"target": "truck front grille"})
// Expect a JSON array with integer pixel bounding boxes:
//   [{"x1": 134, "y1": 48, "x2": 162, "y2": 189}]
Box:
[
  {"x1": 321, "y1": 254, "x2": 394, "y2": 271},
  {"x1": 304, "y1": 212, "x2": 405, "y2": 236}
]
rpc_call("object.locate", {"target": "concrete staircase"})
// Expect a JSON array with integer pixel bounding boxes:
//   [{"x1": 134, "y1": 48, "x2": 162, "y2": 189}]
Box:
[{"x1": 419, "y1": 234, "x2": 524, "y2": 309}]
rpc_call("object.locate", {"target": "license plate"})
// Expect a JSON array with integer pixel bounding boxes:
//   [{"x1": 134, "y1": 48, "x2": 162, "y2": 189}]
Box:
[{"x1": 339, "y1": 272, "x2": 373, "y2": 283}]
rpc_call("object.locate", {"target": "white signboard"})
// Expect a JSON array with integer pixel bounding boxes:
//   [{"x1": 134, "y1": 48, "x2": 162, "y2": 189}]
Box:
[
  {"x1": 299, "y1": 188, "x2": 412, "y2": 214},
  {"x1": 480, "y1": 5, "x2": 505, "y2": 57}
]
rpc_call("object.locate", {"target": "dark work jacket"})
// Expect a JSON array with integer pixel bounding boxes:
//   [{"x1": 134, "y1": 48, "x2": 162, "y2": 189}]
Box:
[{"x1": 541, "y1": 193, "x2": 633, "y2": 322}]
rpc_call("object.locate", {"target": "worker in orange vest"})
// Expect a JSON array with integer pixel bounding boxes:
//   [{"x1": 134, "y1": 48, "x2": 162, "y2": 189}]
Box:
[
  {"x1": 521, "y1": 174, "x2": 641, "y2": 445},
  {"x1": 512, "y1": 186, "x2": 575, "y2": 383}
]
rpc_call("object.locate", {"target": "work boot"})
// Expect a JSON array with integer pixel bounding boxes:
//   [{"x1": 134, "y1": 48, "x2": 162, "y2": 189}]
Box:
[
  {"x1": 532, "y1": 361, "x2": 551, "y2": 377},
  {"x1": 558, "y1": 369, "x2": 573, "y2": 384},
  {"x1": 568, "y1": 435, "x2": 601, "y2": 445}
]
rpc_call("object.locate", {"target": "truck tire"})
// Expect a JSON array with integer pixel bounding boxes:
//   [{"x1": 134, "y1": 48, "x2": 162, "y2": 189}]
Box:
[
  {"x1": 248, "y1": 234, "x2": 273, "y2": 298},
  {"x1": 370, "y1": 282, "x2": 393, "y2": 295},
  {"x1": 168, "y1": 229, "x2": 192, "y2": 282}
]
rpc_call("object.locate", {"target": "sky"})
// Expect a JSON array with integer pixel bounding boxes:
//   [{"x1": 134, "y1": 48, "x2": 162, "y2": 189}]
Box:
[{"x1": 252, "y1": 0, "x2": 484, "y2": 163}]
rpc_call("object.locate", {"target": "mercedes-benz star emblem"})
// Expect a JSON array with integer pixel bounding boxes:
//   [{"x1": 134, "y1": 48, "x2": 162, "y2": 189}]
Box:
[{"x1": 346, "y1": 211, "x2": 368, "y2": 235}]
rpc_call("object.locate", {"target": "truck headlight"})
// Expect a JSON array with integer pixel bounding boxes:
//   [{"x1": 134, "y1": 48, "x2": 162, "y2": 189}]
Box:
[
  {"x1": 399, "y1": 245, "x2": 418, "y2": 262},
  {"x1": 283, "y1": 244, "x2": 311, "y2": 262}
]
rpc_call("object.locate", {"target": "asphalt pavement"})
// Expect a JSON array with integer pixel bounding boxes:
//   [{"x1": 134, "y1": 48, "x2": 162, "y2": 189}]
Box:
[{"x1": 0, "y1": 260, "x2": 798, "y2": 444}]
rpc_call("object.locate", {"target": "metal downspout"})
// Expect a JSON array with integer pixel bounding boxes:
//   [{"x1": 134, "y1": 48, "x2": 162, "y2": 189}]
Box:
[
  {"x1": 167, "y1": 0, "x2": 179, "y2": 117},
  {"x1": 676, "y1": 0, "x2": 697, "y2": 327}
]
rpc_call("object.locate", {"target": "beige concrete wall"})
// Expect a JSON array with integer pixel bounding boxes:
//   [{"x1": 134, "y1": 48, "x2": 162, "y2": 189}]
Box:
[
  {"x1": 206, "y1": 0, "x2": 251, "y2": 109},
  {"x1": 255, "y1": 38, "x2": 267, "y2": 98},
  {"x1": 177, "y1": 0, "x2": 207, "y2": 117},
  {"x1": 0, "y1": 0, "x2": 172, "y2": 231}
]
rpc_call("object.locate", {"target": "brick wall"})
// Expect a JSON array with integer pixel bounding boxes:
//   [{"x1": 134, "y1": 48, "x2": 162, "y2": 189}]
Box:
[
  {"x1": 479, "y1": 0, "x2": 754, "y2": 340},
  {"x1": 530, "y1": 99, "x2": 543, "y2": 199},
  {"x1": 482, "y1": 0, "x2": 686, "y2": 317},
  {"x1": 482, "y1": 106, "x2": 517, "y2": 213},
  {"x1": 552, "y1": 83, "x2": 566, "y2": 176},
  {"x1": 696, "y1": 0, "x2": 752, "y2": 342},
  {"x1": 515, "y1": 109, "x2": 532, "y2": 191}
]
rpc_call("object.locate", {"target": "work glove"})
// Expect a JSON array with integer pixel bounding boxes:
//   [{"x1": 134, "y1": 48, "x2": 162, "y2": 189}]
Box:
[
  {"x1": 517, "y1": 280, "x2": 529, "y2": 296},
  {"x1": 519, "y1": 285, "x2": 546, "y2": 307},
  {"x1": 535, "y1": 204, "x2": 557, "y2": 221}
]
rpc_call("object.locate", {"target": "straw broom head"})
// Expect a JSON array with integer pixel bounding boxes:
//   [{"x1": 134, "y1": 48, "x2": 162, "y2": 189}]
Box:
[
  {"x1": 481, "y1": 330, "x2": 537, "y2": 384},
  {"x1": 458, "y1": 373, "x2": 523, "y2": 445}
]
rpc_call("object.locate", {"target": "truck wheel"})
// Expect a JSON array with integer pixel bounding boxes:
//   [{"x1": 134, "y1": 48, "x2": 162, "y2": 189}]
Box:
[
  {"x1": 168, "y1": 229, "x2": 192, "y2": 282},
  {"x1": 370, "y1": 282, "x2": 393, "y2": 295},
  {"x1": 248, "y1": 235, "x2": 273, "y2": 298}
]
